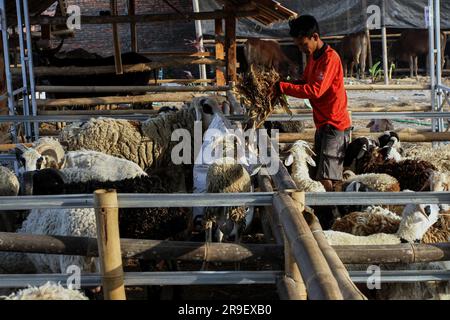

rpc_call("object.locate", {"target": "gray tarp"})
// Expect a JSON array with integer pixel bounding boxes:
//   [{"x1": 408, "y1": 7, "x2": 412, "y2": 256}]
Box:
[{"x1": 200, "y1": 0, "x2": 450, "y2": 37}]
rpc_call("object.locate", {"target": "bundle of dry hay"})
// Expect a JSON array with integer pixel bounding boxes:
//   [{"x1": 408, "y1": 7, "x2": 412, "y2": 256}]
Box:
[{"x1": 238, "y1": 65, "x2": 290, "y2": 128}]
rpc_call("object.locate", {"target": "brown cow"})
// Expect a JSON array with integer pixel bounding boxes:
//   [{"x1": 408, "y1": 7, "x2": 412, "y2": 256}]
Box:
[
  {"x1": 389, "y1": 29, "x2": 447, "y2": 78},
  {"x1": 244, "y1": 38, "x2": 299, "y2": 78},
  {"x1": 338, "y1": 31, "x2": 369, "y2": 79}
]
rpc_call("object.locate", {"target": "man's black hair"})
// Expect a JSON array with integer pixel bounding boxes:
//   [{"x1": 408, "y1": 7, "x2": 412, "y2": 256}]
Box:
[{"x1": 289, "y1": 15, "x2": 320, "y2": 38}]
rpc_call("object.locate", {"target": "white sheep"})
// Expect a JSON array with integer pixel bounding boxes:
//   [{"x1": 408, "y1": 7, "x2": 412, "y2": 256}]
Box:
[
  {"x1": 1, "y1": 282, "x2": 88, "y2": 300},
  {"x1": 62, "y1": 150, "x2": 147, "y2": 182},
  {"x1": 337, "y1": 171, "x2": 401, "y2": 192},
  {"x1": 0, "y1": 166, "x2": 20, "y2": 232},
  {"x1": 204, "y1": 133, "x2": 253, "y2": 243},
  {"x1": 324, "y1": 203, "x2": 439, "y2": 245},
  {"x1": 284, "y1": 140, "x2": 326, "y2": 192},
  {"x1": 12, "y1": 157, "x2": 147, "y2": 274}
]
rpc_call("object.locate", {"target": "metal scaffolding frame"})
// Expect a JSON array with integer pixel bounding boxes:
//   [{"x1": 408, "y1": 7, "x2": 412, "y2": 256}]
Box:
[{"x1": 0, "y1": 0, "x2": 38, "y2": 142}]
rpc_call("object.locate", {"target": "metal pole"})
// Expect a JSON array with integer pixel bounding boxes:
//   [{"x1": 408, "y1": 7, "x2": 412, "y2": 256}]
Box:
[
  {"x1": 15, "y1": 0, "x2": 31, "y2": 140},
  {"x1": 429, "y1": 0, "x2": 436, "y2": 134},
  {"x1": 192, "y1": 0, "x2": 207, "y2": 83},
  {"x1": 434, "y1": 0, "x2": 444, "y2": 132},
  {"x1": 381, "y1": 0, "x2": 389, "y2": 84},
  {"x1": 0, "y1": 0, "x2": 17, "y2": 144},
  {"x1": 22, "y1": 0, "x2": 39, "y2": 140}
]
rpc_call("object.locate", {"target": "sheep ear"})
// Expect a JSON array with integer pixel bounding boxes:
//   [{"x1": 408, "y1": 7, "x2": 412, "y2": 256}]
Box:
[
  {"x1": 306, "y1": 155, "x2": 316, "y2": 167},
  {"x1": 366, "y1": 121, "x2": 374, "y2": 128},
  {"x1": 356, "y1": 148, "x2": 366, "y2": 160},
  {"x1": 285, "y1": 154, "x2": 294, "y2": 167}
]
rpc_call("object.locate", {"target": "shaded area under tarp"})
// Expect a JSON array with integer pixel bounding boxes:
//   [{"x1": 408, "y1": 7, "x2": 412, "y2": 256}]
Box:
[{"x1": 200, "y1": 0, "x2": 450, "y2": 38}]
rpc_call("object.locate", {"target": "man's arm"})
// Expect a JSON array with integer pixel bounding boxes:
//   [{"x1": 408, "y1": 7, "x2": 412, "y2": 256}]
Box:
[{"x1": 278, "y1": 54, "x2": 339, "y2": 100}]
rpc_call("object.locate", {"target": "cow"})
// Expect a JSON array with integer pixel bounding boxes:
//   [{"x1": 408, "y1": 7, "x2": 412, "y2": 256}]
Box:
[
  {"x1": 244, "y1": 38, "x2": 300, "y2": 79},
  {"x1": 338, "y1": 31, "x2": 369, "y2": 79},
  {"x1": 389, "y1": 29, "x2": 447, "y2": 78}
]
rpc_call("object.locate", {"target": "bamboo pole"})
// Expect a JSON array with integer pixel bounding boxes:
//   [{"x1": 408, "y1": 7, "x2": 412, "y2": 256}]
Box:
[
  {"x1": 344, "y1": 84, "x2": 431, "y2": 90},
  {"x1": 35, "y1": 85, "x2": 230, "y2": 93},
  {"x1": 258, "y1": 170, "x2": 307, "y2": 300},
  {"x1": 32, "y1": 92, "x2": 208, "y2": 107},
  {"x1": 307, "y1": 211, "x2": 366, "y2": 300},
  {"x1": 215, "y1": 17, "x2": 226, "y2": 86},
  {"x1": 0, "y1": 231, "x2": 449, "y2": 265},
  {"x1": 94, "y1": 189, "x2": 126, "y2": 300},
  {"x1": 129, "y1": 0, "x2": 137, "y2": 52},
  {"x1": 38, "y1": 109, "x2": 157, "y2": 116},
  {"x1": 0, "y1": 232, "x2": 283, "y2": 263},
  {"x1": 148, "y1": 78, "x2": 214, "y2": 84},
  {"x1": 225, "y1": 5, "x2": 237, "y2": 83},
  {"x1": 140, "y1": 51, "x2": 212, "y2": 57},
  {"x1": 30, "y1": 10, "x2": 260, "y2": 25},
  {"x1": 12, "y1": 57, "x2": 224, "y2": 77},
  {"x1": 273, "y1": 192, "x2": 343, "y2": 300},
  {"x1": 0, "y1": 143, "x2": 32, "y2": 152},
  {"x1": 111, "y1": 0, "x2": 123, "y2": 75},
  {"x1": 279, "y1": 131, "x2": 450, "y2": 143}
]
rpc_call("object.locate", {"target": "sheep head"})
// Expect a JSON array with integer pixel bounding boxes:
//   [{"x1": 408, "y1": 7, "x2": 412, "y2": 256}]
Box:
[
  {"x1": 15, "y1": 138, "x2": 65, "y2": 172},
  {"x1": 285, "y1": 140, "x2": 316, "y2": 168},
  {"x1": 397, "y1": 200, "x2": 440, "y2": 243}
]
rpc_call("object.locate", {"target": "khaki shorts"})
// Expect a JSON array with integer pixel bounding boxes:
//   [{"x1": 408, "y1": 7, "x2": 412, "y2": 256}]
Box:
[{"x1": 314, "y1": 124, "x2": 351, "y2": 181}]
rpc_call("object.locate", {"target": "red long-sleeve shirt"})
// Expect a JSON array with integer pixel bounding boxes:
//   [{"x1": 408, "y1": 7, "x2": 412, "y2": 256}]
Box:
[{"x1": 279, "y1": 45, "x2": 351, "y2": 131}]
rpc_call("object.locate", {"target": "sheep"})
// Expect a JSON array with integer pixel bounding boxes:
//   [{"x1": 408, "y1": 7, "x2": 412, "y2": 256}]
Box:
[
  {"x1": 284, "y1": 140, "x2": 326, "y2": 192},
  {"x1": 62, "y1": 150, "x2": 147, "y2": 182},
  {"x1": 0, "y1": 166, "x2": 20, "y2": 232},
  {"x1": 1, "y1": 282, "x2": 88, "y2": 300},
  {"x1": 59, "y1": 97, "x2": 222, "y2": 170},
  {"x1": 357, "y1": 146, "x2": 437, "y2": 191},
  {"x1": 344, "y1": 137, "x2": 379, "y2": 173},
  {"x1": 402, "y1": 143, "x2": 450, "y2": 175},
  {"x1": 324, "y1": 203, "x2": 439, "y2": 245},
  {"x1": 331, "y1": 206, "x2": 402, "y2": 236},
  {"x1": 335, "y1": 172, "x2": 401, "y2": 192},
  {"x1": 15, "y1": 137, "x2": 65, "y2": 172},
  {"x1": 17, "y1": 168, "x2": 190, "y2": 274},
  {"x1": 203, "y1": 134, "x2": 253, "y2": 243}
]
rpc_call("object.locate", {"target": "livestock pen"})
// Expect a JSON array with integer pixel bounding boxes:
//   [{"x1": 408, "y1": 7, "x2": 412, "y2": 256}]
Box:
[{"x1": 0, "y1": 0, "x2": 450, "y2": 301}]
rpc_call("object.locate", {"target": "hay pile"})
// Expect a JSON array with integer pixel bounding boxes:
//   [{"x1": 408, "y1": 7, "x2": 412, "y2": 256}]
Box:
[{"x1": 238, "y1": 65, "x2": 290, "y2": 128}]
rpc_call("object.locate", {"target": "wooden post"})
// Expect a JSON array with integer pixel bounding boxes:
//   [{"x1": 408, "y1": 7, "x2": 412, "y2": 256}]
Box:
[
  {"x1": 129, "y1": 0, "x2": 137, "y2": 52},
  {"x1": 366, "y1": 28, "x2": 373, "y2": 68},
  {"x1": 273, "y1": 192, "x2": 343, "y2": 300},
  {"x1": 225, "y1": 7, "x2": 237, "y2": 82},
  {"x1": 111, "y1": 0, "x2": 123, "y2": 75},
  {"x1": 0, "y1": 39, "x2": 9, "y2": 144},
  {"x1": 307, "y1": 211, "x2": 366, "y2": 300},
  {"x1": 94, "y1": 189, "x2": 126, "y2": 300},
  {"x1": 215, "y1": 17, "x2": 226, "y2": 86},
  {"x1": 381, "y1": 26, "x2": 389, "y2": 84}
]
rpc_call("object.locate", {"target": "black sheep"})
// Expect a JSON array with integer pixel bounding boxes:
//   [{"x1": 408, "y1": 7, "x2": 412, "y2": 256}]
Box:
[{"x1": 29, "y1": 169, "x2": 191, "y2": 240}]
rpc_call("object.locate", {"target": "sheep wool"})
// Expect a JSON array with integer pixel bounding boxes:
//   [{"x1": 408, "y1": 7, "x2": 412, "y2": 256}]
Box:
[
  {"x1": 63, "y1": 150, "x2": 147, "y2": 182},
  {"x1": 403, "y1": 143, "x2": 450, "y2": 175},
  {"x1": 343, "y1": 173, "x2": 400, "y2": 192},
  {"x1": 0, "y1": 166, "x2": 19, "y2": 196},
  {"x1": 205, "y1": 160, "x2": 252, "y2": 237},
  {"x1": 332, "y1": 206, "x2": 401, "y2": 236},
  {"x1": 1, "y1": 282, "x2": 88, "y2": 300},
  {"x1": 60, "y1": 117, "x2": 153, "y2": 169}
]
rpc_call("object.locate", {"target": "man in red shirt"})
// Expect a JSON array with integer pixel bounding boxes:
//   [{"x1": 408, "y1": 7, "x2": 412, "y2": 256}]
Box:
[{"x1": 278, "y1": 15, "x2": 351, "y2": 191}]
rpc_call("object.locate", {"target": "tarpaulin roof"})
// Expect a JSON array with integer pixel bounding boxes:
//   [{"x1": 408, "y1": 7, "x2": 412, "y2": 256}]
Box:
[{"x1": 200, "y1": 0, "x2": 450, "y2": 38}]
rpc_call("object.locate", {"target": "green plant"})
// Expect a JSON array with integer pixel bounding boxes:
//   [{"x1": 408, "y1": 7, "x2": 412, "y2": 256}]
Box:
[
  {"x1": 389, "y1": 62, "x2": 396, "y2": 80},
  {"x1": 369, "y1": 61, "x2": 383, "y2": 82}
]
